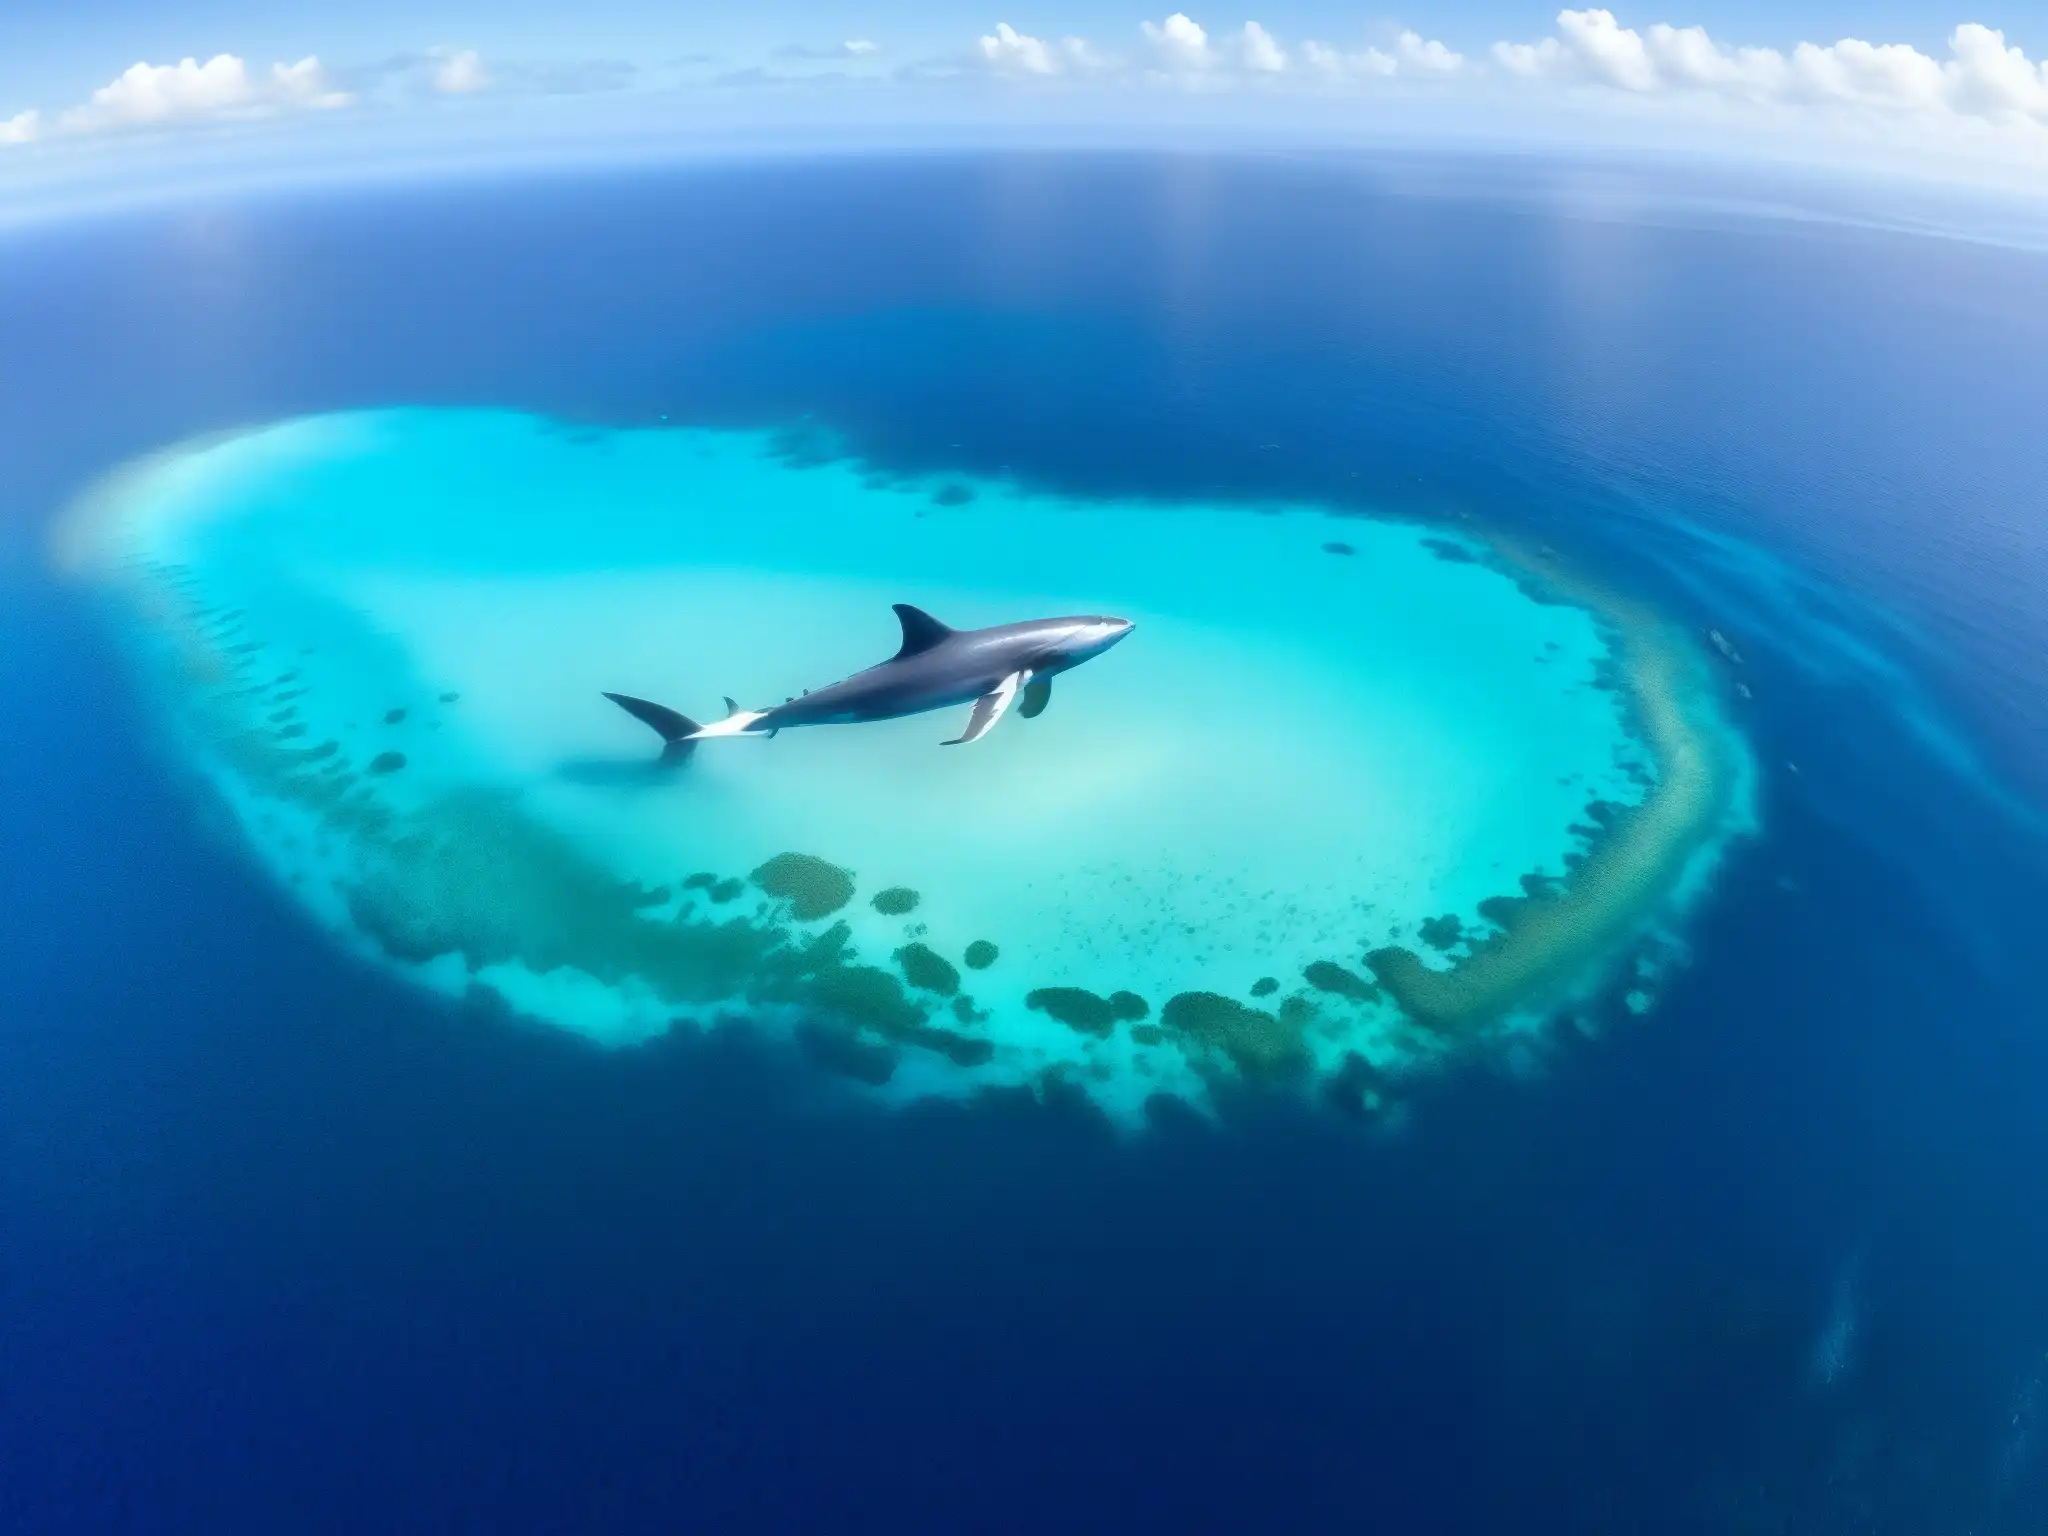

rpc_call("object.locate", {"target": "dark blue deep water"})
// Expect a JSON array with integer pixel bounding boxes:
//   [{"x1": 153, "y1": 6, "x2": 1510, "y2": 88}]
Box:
[{"x1": 4, "y1": 154, "x2": 2047, "y2": 1533}]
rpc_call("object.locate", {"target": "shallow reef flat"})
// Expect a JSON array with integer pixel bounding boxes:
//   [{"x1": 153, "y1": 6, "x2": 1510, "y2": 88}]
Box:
[{"x1": 58, "y1": 409, "x2": 1754, "y2": 1124}]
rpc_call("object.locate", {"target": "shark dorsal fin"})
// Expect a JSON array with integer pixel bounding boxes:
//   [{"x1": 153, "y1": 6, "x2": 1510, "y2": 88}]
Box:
[{"x1": 892, "y1": 603, "x2": 954, "y2": 659}]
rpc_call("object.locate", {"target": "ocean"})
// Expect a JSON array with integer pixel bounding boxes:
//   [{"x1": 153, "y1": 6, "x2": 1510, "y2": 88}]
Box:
[{"x1": 2, "y1": 152, "x2": 2046, "y2": 1533}]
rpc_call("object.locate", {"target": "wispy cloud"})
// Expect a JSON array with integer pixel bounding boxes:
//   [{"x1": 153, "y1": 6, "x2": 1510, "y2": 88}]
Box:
[
  {"x1": 431, "y1": 49, "x2": 489, "y2": 95},
  {"x1": 965, "y1": 13, "x2": 1464, "y2": 88},
  {"x1": 365, "y1": 49, "x2": 631, "y2": 99},
  {"x1": 1301, "y1": 30, "x2": 1466, "y2": 82},
  {"x1": 774, "y1": 39, "x2": 886, "y2": 63}
]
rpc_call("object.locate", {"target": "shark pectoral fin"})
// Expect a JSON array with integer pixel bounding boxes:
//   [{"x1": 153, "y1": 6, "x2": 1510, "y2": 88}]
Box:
[
  {"x1": 943, "y1": 671, "x2": 1024, "y2": 746},
  {"x1": 1018, "y1": 676, "x2": 1052, "y2": 719}
]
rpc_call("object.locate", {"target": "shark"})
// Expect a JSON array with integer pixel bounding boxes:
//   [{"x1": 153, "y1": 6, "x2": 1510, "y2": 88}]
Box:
[{"x1": 604, "y1": 602, "x2": 1134, "y2": 760}]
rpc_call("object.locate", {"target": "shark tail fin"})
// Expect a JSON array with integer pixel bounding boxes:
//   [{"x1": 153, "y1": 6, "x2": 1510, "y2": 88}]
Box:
[{"x1": 603, "y1": 692, "x2": 700, "y2": 764}]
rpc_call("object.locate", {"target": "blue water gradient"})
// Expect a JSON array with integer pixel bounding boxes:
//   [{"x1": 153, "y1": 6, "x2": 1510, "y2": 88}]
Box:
[{"x1": 3, "y1": 155, "x2": 2046, "y2": 1532}]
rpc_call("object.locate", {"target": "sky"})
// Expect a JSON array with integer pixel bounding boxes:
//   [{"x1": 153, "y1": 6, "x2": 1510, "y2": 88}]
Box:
[{"x1": 3, "y1": 3, "x2": 2047, "y2": 212}]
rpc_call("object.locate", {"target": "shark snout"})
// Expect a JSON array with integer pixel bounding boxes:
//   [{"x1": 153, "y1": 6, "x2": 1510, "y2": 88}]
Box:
[
  {"x1": 1066, "y1": 617, "x2": 1133, "y2": 662},
  {"x1": 1093, "y1": 617, "x2": 1135, "y2": 650}
]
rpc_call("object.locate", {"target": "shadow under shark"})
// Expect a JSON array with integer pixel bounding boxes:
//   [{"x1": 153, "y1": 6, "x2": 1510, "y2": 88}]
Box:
[{"x1": 605, "y1": 602, "x2": 1134, "y2": 761}]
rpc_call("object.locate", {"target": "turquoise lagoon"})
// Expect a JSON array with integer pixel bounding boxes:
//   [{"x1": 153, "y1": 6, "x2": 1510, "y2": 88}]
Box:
[{"x1": 62, "y1": 410, "x2": 1754, "y2": 1121}]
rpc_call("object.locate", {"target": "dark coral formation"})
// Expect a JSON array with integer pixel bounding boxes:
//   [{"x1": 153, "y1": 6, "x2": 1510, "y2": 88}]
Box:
[
  {"x1": 963, "y1": 940, "x2": 999, "y2": 971},
  {"x1": 310, "y1": 784, "x2": 1005, "y2": 1068},
  {"x1": 1321, "y1": 541, "x2": 1355, "y2": 556},
  {"x1": 1417, "y1": 914, "x2": 1463, "y2": 951},
  {"x1": 384, "y1": 707, "x2": 407, "y2": 724},
  {"x1": 1421, "y1": 537, "x2": 1479, "y2": 564},
  {"x1": 895, "y1": 942, "x2": 960, "y2": 996},
  {"x1": 798, "y1": 964, "x2": 926, "y2": 1035},
  {"x1": 767, "y1": 421, "x2": 842, "y2": 470},
  {"x1": 751, "y1": 852, "x2": 855, "y2": 921},
  {"x1": 709, "y1": 878, "x2": 743, "y2": 903},
  {"x1": 871, "y1": 886, "x2": 921, "y2": 916},
  {"x1": 795, "y1": 1021, "x2": 898, "y2": 1085},
  {"x1": 798, "y1": 920, "x2": 854, "y2": 970},
  {"x1": 368, "y1": 751, "x2": 407, "y2": 775},
  {"x1": 1250, "y1": 976, "x2": 1279, "y2": 997},
  {"x1": 931, "y1": 483, "x2": 976, "y2": 507},
  {"x1": 1108, "y1": 991, "x2": 1149, "y2": 1021},
  {"x1": 1476, "y1": 894, "x2": 1527, "y2": 930},
  {"x1": 920, "y1": 1029, "x2": 993, "y2": 1066},
  {"x1": 1303, "y1": 960, "x2": 1380, "y2": 1002},
  {"x1": 1159, "y1": 992, "x2": 1309, "y2": 1080},
  {"x1": 1025, "y1": 987, "x2": 1118, "y2": 1037},
  {"x1": 1278, "y1": 996, "x2": 1316, "y2": 1029},
  {"x1": 1321, "y1": 1051, "x2": 1387, "y2": 1119}
]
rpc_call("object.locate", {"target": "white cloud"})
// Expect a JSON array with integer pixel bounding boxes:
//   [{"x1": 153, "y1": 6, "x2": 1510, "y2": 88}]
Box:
[
  {"x1": 433, "y1": 49, "x2": 490, "y2": 94},
  {"x1": 1142, "y1": 14, "x2": 1213, "y2": 72},
  {"x1": 1790, "y1": 38, "x2": 1944, "y2": 109},
  {"x1": 1239, "y1": 22, "x2": 1286, "y2": 74},
  {"x1": 973, "y1": 22, "x2": 1099, "y2": 74},
  {"x1": 1396, "y1": 30, "x2": 1465, "y2": 75},
  {"x1": 1495, "y1": 11, "x2": 2048, "y2": 131},
  {"x1": 67, "y1": 55, "x2": 256, "y2": 128},
  {"x1": 939, "y1": 12, "x2": 2046, "y2": 171},
  {"x1": 48, "y1": 54, "x2": 349, "y2": 135},
  {"x1": 1, "y1": 14, "x2": 2041, "y2": 179},
  {"x1": 1944, "y1": 22, "x2": 2048, "y2": 118},
  {"x1": 977, "y1": 22, "x2": 1059, "y2": 74},
  {"x1": 1563, "y1": 7, "x2": 1656, "y2": 90},
  {"x1": 1493, "y1": 38, "x2": 1559, "y2": 79},
  {"x1": 272, "y1": 57, "x2": 340, "y2": 104}
]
